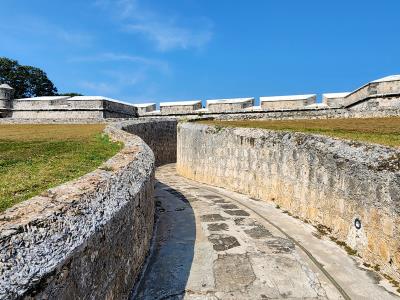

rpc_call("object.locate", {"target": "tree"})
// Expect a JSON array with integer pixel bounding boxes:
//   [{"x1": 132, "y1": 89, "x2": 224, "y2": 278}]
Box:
[
  {"x1": 58, "y1": 92, "x2": 83, "y2": 97},
  {"x1": 0, "y1": 57, "x2": 58, "y2": 98}
]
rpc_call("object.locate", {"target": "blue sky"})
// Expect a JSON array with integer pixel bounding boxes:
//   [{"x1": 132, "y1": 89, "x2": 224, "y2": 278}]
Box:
[{"x1": 1, "y1": 0, "x2": 399, "y2": 104}]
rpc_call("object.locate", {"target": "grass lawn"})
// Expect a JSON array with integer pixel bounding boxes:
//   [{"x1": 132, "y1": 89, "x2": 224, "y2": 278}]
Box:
[
  {"x1": 197, "y1": 117, "x2": 400, "y2": 148},
  {"x1": 0, "y1": 124, "x2": 123, "y2": 212}
]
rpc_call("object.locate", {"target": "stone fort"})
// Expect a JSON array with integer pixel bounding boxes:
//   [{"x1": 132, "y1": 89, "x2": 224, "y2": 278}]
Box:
[
  {"x1": 1, "y1": 75, "x2": 400, "y2": 299},
  {"x1": 1, "y1": 75, "x2": 400, "y2": 120}
]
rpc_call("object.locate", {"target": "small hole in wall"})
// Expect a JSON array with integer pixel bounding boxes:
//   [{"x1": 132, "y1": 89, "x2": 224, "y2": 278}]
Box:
[{"x1": 354, "y1": 218, "x2": 362, "y2": 230}]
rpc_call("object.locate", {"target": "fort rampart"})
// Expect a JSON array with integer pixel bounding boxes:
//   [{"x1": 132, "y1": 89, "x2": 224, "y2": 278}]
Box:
[
  {"x1": 177, "y1": 122, "x2": 400, "y2": 281},
  {"x1": 121, "y1": 118, "x2": 177, "y2": 166},
  {"x1": 0, "y1": 119, "x2": 177, "y2": 300}
]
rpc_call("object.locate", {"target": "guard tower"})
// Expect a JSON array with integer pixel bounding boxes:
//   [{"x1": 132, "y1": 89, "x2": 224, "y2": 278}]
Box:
[{"x1": 0, "y1": 83, "x2": 14, "y2": 118}]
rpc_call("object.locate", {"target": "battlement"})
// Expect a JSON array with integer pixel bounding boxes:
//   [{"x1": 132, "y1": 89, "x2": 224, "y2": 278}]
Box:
[
  {"x1": 1, "y1": 75, "x2": 400, "y2": 120},
  {"x1": 10, "y1": 95, "x2": 138, "y2": 119},
  {"x1": 135, "y1": 75, "x2": 400, "y2": 116}
]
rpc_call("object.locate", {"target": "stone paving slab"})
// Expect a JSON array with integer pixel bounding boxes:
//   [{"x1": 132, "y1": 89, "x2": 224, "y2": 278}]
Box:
[{"x1": 132, "y1": 164, "x2": 400, "y2": 300}]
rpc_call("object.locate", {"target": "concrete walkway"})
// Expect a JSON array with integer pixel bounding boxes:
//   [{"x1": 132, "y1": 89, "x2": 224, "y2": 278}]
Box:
[{"x1": 132, "y1": 164, "x2": 400, "y2": 300}]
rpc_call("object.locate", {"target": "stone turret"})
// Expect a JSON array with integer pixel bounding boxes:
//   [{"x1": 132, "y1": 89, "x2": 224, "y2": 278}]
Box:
[{"x1": 0, "y1": 84, "x2": 14, "y2": 118}]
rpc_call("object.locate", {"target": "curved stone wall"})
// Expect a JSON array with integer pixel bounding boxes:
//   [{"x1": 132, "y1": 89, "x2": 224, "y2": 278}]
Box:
[
  {"x1": 120, "y1": 118, "x2": 177, "y2": 166},
  {"x1": 0, "y1": 121, "x2": 159, "y2": 299},
  {"x1": 177, "y1": 122, "x2": 400, "y2": 280}
]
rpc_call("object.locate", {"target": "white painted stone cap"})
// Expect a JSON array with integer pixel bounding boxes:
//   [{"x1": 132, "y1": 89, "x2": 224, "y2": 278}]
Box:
[
  {"x1": 322, "y1": 92, "x2": 350, "y2": 99},
  {"x1": 132, "y1": 103, "x2": 156, "y2": 108},
  {"x1": 206, "y1": 97, "x2": 254, "y2": 105},
  {"x1": 0, "y1": 83, "x2": 13, "y2": 89},
  {"x1": 160, "y1": 100, "x2": 202, "y2": 107},
  {"x1": 260, "y1": 94, "x2": 316, "y2": 102},
  {"x1": 15, "y1": 96, "x2": 72, "y2": 101},
  {"x1": 372, "y1": 75, "x2": 400, "y2": 83},
  {"x1": 69, "y1": 96, "x2": 135, "y2": 107}
]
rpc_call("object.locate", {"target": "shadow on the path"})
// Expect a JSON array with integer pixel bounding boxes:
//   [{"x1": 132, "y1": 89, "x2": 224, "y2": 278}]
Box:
[{"x1": 131, "y1": 181, "x2": 196, "y2": 300}]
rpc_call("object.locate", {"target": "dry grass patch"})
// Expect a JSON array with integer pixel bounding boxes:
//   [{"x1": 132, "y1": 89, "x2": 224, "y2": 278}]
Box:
[
  {"x1": 197, "y1": 117, "x2": 400, "y2": 147},
  {"x1": 0, "y1": 124, "x2": 123, "y2": 212}
]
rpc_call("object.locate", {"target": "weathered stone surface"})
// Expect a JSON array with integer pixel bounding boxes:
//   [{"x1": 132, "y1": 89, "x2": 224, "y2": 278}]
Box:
[
  {"x1": 137, "y1": 164, "x2": 398, "y2": 299},
  {"x1": 11, "y1": 97, "x2": 138, "y2": 119},
  {"x1": 160, "y1": 101, "x2": 202, "y2": 114},
  {"x1": 0, "y1": 121, "x2": 159, "y2": 299},
  {"x1": 118, "y1": 118, "x2": 177, "y2": 166},
  {"x1": 177, "y1": 122, "x2": 400, "y2": 281},
  {"x1": 206, "y1": 98, "x2": 254, "y2": 112},
  {"x1": 260, "y1": 94, "x2": 316, "y2": 110}
]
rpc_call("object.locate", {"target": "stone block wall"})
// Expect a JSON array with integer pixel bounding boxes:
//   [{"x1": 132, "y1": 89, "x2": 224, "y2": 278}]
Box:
[
  {"x1": 160, "y1": 102, "x2": 202, "y2": 114},
  {"x1": 208, "y1": 102, "x2": 253, "y2": 112},
  {"x1": 261, "y1": 99, "x2": 316, "y2": 110},
  {"x1": 11, "y1": 110, "x2": 105, "y2": 119},
  {"x1": 348, "y1": 95, "x2": 400, "y2": 111},
  {"x1": 342, "y1": 80, "x2": 400, "y2": 108},
  {"x1": 135, "y1": 104, "x2": 157, "y2": 115},
  {"x1": 11, "y1": 99, "x2": 138, "y2": 119},
  {"x1": 177, "y1": 122, "x2": 400, "y2": 281},
  {"x1": 122, "y1": 118, "x2": 178, "y2": 166},
  {"x1": 0, "y1": 122, "x2": 157, "y2": 299}
]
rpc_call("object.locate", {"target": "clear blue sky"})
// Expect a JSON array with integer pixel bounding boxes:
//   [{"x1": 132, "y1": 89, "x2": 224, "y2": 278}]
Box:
[{"x1": 1, "y1": 0, "x2": 399, "y2": 104}]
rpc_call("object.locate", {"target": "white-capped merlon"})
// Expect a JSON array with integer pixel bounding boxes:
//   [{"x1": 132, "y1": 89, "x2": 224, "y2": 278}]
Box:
[
  {"x1": 160, "y1": 100, "x2": 202, "y2": 114},
  {"x1": 206, "y1": 97, "x2": 254, "y2": 112},
  {"x1": 260, "y1": 94, "x2": 316, "y2": 110},
  {"x1": 133, "y1": 103, "x2": 157, "y2": 114},
  {"x1": 322, "y1": 92, "x2": 351, "y2": 107}
]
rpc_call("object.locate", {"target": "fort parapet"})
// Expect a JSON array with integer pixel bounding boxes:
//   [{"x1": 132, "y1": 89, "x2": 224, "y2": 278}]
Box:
[
  {"x1": 206, "y1": 97, "x2": 254, "y2": 112},
  {"x1": 135, "y1": 75, "x2": 400, "y2": 117},
  {"x1": 8, "y1": 96, "x2": 138, "y2": 119},
  {"x1": 1, "y1": 75, "x2": 400, "y2": 120},
  {"x1": 133, "y1": 103, "x2": 157, "y2": 115},
  {"x1": 260, "y1": 94, "x2": 316, "y2": 110},
  {"x1": 160, "y1": 100, "x2": 202, "y2": 114}
]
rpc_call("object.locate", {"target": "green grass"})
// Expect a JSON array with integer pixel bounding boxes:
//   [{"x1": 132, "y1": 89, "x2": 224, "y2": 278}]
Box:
[
  {"x1": 0, "y1": 124, "x2": 123, "y2": 212},
  {"x1": 196, "y1": 117, "x2": 400, "y2": 147}
]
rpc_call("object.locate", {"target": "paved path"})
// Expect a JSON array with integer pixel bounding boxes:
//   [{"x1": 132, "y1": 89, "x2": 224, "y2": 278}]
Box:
[{"x1": 132, "y1": 164, "x2": 399, "y2": 300}]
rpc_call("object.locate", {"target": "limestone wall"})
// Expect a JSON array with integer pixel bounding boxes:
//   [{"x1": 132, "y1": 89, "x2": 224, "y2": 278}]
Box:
[
  {"x1": 177, "y1": 122, "x2": 400, "y2": 280},
  {"x1": 11, "y1": 110, "x2": 105, "y2": 119},
  {"x1": 11, "y1": 99, "x2": 137, "y2": 119},
  {"x1": 0, "y1": 122, "x2": 157, "y2": 299},
  {"x1": 348, "y1": 95, "x2": 400, "y2": 111},
  {"x1": 121, "y1": 118, "x2": 177, "y2": 166},
  {"x1": 160, "y1": 102, "x2": 202, "y2": 114}
]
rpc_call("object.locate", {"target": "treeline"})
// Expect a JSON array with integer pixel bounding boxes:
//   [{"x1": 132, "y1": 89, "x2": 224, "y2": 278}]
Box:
[{"x1": 0, "y1": 57, "x2": 82, "y2": 98}]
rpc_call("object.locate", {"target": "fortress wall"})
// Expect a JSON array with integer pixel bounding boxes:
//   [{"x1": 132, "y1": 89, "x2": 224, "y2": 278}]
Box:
[
  {"x1": 12, "y1": 99, "x2": 103, "y2": 110},
  {"x1": 0, "y1": 122, "x2": 157, "y2": 299},
  {"x1": 11, "y1": 99, "x2": 137, "y2": 119},
  {"x1": 11, "y1": 110, "x2": 105, "y2": 119},
  {"x1": 260, "y1": 98, "x2": 316, "y2": 110},
  {"x1": 348, "y1": 95, "x2": 400, "y2": 110},
  {"x1": 122, "y1": 118, "x2": 178, "y2": 166},
  {"x1": 342, "y1": 80, "x2": 400, "y2": 108},
  {"x1": 160, "y1": 102, "x2": 202, "y2": 114},
  {"x1": 142, "y1": 107, "x2": 400, "y2": 121},
  {"x1": 177, "y1": 122, "x2": 400, "y2": 280}
]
